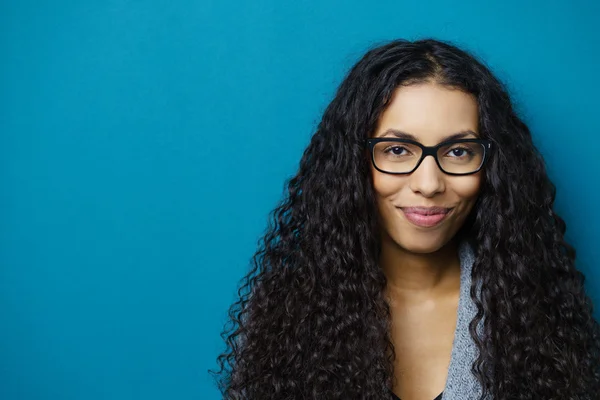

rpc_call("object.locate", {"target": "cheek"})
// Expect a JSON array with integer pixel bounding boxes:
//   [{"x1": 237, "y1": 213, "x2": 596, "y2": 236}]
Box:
[
  {"x1": 370, "y1": 170, "x2": 409, "y2": 231},
  {"x1": 371, "y1": 168, "x2": 406, "y2": 199},
  {"x1": 453, "y1": 174, "x2": 482, "y2": 210}
]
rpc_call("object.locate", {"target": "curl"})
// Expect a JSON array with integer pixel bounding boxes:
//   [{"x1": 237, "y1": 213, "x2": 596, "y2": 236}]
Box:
[{"x1": 210, "y1": 38, "x2": 600, "y2": 399}]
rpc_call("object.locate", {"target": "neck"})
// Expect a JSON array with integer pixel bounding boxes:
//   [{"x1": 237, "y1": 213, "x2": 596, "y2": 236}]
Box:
[{"x1": 380, "y1": 234, "x2": 461, "y2": 297}]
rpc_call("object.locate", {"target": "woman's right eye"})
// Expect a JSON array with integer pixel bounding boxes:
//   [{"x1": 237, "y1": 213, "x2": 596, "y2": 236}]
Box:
[{"x1": 384, "y1": 146, "x2": 409, "y2": 155}]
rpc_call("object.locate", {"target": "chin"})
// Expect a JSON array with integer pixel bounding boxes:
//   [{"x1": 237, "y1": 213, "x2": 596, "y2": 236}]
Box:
[
  {"x1": 403, "y1": 240, "x2": 447, "y2": 254},
  {"x1": 386, "y1": 229, "x2": 449, "y2": 254}
]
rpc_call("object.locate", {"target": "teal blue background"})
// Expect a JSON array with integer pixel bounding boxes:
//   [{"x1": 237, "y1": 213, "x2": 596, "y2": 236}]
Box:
[{"x1": 1, "y1": 1, "x2": 599, "y2": 399}]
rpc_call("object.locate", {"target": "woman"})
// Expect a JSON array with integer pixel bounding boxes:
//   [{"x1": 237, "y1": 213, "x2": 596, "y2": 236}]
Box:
[{"x1": 210, "y1": 38, "x2": 600, "y2": 399}]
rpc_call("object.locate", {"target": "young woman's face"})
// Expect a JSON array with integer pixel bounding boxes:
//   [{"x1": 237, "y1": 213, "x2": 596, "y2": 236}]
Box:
[{"x1": 370, "y1": 82, "x2": 482, "y2": 254}]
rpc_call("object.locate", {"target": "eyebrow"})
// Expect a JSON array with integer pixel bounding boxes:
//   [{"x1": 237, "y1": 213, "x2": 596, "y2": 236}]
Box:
[{"x1": 378, "y1": 129, "x2": 478, "y2": 143}]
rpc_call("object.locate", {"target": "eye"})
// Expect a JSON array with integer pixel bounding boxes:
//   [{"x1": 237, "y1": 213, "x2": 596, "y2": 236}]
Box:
[
  {"x1": 383, "y1": 145, "x2": 411, "y2": 156},
  {"x1": 446, "y1": 146, "x2": 474, "y2": 158}
]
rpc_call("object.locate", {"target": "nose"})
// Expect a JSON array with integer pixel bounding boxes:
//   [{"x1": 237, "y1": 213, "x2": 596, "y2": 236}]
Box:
[{"x1": 408, "y1": 154, "x2": 445, "y2": 197}]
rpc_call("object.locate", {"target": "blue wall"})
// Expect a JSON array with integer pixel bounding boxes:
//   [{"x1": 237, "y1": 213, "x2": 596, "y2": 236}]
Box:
[{"x1": 1, "y1": 1, "x2": 598, "y2": 399}]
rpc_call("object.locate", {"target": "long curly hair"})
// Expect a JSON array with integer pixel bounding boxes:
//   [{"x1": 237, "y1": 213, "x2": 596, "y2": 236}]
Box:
[{"x1": 209, "y1": 38, "x2": 600, "y2": 399}]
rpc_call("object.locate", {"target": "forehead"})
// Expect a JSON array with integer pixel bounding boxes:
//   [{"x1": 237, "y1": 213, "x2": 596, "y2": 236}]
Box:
[{"x1": 375, "y1": 82, "x2": 479, "y2": 145}]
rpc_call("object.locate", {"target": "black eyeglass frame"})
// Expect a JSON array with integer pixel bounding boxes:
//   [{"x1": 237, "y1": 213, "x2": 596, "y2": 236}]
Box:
[{"x1": 364, "y1": 137, "x2": 493, "y2": 176}]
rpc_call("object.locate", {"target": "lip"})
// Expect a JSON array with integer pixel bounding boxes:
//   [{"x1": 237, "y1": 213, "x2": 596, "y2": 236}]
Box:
[
  {"x1": 398, "y1": 207, "x2": 453, "y2": 228},
  {"x1": 400, "y1": 206, "x2": 452, "y2": 215}
]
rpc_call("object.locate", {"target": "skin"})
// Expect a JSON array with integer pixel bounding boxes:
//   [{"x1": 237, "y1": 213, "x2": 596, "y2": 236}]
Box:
[{"x1": 369, "y1": 81, "x2": 483, "y2": 400}]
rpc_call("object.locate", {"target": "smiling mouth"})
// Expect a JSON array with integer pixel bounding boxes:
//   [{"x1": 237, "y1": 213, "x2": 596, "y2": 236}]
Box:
[{"x1": 397, "y1": 207, "x2": 454, "y2": 228}]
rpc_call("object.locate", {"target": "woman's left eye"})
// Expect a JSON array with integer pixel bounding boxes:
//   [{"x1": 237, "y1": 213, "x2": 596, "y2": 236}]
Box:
[{"x1": 448, "y1": 147, "x2": 470, "y2": 157}]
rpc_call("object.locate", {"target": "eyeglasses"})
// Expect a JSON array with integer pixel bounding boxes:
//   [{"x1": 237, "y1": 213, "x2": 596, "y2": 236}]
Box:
[{"x1": 365, "y1": 138, "x2": 492, "y2": 175}]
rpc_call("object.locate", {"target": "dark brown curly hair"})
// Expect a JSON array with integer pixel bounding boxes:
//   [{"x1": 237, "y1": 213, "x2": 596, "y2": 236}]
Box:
[{"x1": 209, "y1": 38, "x2": 600, "y2": 399}]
